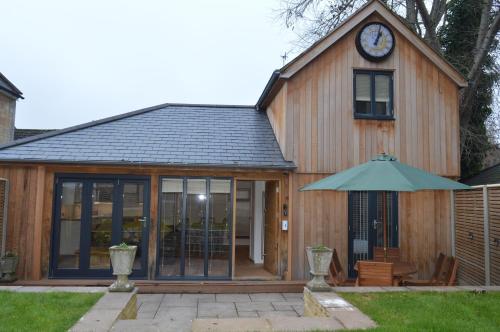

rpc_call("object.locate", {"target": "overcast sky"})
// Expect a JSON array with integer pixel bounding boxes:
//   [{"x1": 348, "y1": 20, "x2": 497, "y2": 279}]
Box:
[{"x1": 1, "y1": 0, "x2": 296, "y2": 129}]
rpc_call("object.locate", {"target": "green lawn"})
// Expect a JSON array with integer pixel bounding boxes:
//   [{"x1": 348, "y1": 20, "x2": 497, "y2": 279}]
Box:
[
  {"x1": 0, "y1": 291, "x2": 102, "y2": 332},
  {"x1": 342, "y1": 291, "x2": 500, "y2": 332}
]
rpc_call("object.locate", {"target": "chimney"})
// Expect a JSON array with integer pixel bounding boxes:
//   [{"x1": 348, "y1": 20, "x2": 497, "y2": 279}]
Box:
[{"x1": 0, "y1": 72, "x2": 23, "y2": 144}]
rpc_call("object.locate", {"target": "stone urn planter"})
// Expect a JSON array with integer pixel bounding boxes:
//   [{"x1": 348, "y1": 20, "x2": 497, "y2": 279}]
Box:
[
  {"x1": 109, "y1": 243, "x2": 137, "y2": 292},
  {"x1": 0, "y1": 252, "x2": 19, "y2": 282},
  {"x1": 306, "y1": 245, "x2": 333, "y2": 292}
]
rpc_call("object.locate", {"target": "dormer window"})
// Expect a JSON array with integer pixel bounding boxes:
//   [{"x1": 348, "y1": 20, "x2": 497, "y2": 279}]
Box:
[{"x1": 354, "y1": 70, "x2": 393, "y2": 119}]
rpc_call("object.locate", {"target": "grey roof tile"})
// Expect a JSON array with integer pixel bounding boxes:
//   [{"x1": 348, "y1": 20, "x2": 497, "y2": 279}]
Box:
[{"x1": 0, "y1": 104, "x2": 294, "y2": 169}]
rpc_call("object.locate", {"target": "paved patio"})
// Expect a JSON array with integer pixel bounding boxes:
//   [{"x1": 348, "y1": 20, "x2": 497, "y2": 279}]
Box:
[{"x1": 112, "y1": 293, "x2": 303, "y2": 332}]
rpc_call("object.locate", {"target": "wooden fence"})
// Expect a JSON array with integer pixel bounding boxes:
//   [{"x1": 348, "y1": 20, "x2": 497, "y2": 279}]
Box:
[
  {"x1": 0, "y1": 179, "x2": 8, "y2": 256},
  {"x1": 454, "y1": 186, "x2": 500, "y2": 285}
]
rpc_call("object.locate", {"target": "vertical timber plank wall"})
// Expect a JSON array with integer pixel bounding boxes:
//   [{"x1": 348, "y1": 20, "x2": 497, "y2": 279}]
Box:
[
  {"x1": 0, "y1": 166, "x2": 42, "y2": 279},
  {"x1": 276, "y1": 16, "x2": 460, "y2": 176},
  {"x1": 268, "y1": 14, "x2": 460, "y2": 280},
  {"x1": 290, "y1": 174, "x2": 451, "y2": 280}
]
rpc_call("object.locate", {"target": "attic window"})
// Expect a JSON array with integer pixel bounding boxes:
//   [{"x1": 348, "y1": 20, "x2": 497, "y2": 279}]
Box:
[{"x1": 354, "y1": 70, "x2": 394, "y2": 120}]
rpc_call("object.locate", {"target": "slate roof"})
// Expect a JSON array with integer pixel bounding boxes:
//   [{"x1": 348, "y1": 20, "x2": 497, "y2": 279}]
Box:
[
  {"x1": 0, "y1": 103, "x2": 294, "y2": 169},
  {"x1": 14, "y1": 128, "x2": 55, "y2": 140},
  {"x1": 462, "y1": 163, "x2": 500, "y2": 186}
]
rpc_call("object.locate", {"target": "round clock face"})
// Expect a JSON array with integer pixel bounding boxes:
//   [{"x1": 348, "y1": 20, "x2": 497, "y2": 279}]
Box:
[{"x1": 356, "y1": 22, "x2": 395, "y2": 62}]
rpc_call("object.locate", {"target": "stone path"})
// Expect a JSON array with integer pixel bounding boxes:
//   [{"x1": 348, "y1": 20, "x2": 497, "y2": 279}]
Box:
[{"x1": 112, "y1": 293, "x2": 304, "y2": 332}]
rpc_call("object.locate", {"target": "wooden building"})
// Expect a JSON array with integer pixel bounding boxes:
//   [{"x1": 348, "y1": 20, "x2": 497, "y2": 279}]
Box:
[{"x1": 0, "y1": 0, "x2": 466, "y2": 283}]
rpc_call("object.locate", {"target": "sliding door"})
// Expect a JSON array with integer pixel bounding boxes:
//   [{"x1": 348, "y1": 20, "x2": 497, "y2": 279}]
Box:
[
  {"x1": 157, "y1": 177, "x2": 232, "y2": 279},
  {"x1": 51, "y1": 175, "x2": 150, "y2": 278}
]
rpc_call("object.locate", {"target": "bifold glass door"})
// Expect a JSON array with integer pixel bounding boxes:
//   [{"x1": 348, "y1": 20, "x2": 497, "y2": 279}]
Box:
[
  {"x1": 348, "y1": 191, "x2": 398, "y2": 278},
  {"x1": 51, "y1": 176, "x2": 150, "y2": 278},
  {"x1": 158, "y1": 177, "x2": 232, "y2": 279}
]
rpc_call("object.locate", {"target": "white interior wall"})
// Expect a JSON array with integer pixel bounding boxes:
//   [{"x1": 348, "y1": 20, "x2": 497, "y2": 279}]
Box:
[{"x1": 251, "y1": 181, "x2": 265, "y2": 264}]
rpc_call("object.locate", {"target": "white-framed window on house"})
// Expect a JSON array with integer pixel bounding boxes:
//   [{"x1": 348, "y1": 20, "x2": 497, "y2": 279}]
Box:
[{"x1": 354, "y1": 70, "x2": 393, "y2": 119}]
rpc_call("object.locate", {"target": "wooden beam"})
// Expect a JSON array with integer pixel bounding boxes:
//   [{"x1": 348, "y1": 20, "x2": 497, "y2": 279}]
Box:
[{"x1": 31, "y1": 166, "x2": 46, "y2": 280}]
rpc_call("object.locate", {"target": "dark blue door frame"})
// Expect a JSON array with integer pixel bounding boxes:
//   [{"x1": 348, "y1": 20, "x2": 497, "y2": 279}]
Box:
[
  {"x1": 347, "y1": 191, "x2": 398, "y2": 278},
  {"x1": 49, "y1": 174, "x2": 150, "y2": 279},
  {"x1": 156, "y1": 176, "x2": 233, "y2": 280}
]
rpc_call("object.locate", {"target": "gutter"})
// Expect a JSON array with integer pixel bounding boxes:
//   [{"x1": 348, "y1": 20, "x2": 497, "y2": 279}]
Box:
[{"x1": 256, "y1": 70, "x2": 281, "y2": 111}]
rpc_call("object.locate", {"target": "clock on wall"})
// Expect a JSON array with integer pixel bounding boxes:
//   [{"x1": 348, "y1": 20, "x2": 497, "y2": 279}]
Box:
[{"x1": 355, "y1": 22, "x2": 395, "y2": 62}]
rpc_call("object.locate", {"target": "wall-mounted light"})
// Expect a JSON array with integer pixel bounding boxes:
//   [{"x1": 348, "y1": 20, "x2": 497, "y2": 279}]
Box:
[
  {"x1": 468, "y1": 232, "x2": 474, "y2": 240},
  {"x1": 198, "y1": 194, "x2": 206, "y2": 201}
]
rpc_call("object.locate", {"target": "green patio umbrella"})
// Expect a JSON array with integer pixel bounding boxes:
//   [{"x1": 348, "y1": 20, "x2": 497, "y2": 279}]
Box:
[{"x1": 300, "y1": 153, "x2": 470, "y2": 259}]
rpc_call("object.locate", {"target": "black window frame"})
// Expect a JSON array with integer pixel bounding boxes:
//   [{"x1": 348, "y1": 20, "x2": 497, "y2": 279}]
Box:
[{"x1": 353, "y1": 70, "x2": 394, "y2": 120}]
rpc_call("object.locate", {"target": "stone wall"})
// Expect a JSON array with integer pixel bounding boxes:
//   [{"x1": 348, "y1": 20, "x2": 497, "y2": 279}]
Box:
[{"x1": 0, "y1": 94, "x2": 15, "y2": 144}]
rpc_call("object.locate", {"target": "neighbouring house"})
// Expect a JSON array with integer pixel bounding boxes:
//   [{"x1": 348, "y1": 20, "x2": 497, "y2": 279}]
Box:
[
  {"x1": 0, "y1": 0, "x2": 467, "y2": 282},
  {"x1": 462, "y1": 163, "x2": 500, "y2": 186}
]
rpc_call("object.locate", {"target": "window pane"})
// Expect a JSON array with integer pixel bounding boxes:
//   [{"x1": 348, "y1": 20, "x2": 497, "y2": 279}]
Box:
[
  {"x1": 208, "y1": 179, "x2": 231, "y2": 276},
  {"x1": 159, "y1": 178, "x2": 183, "y2": 277},
  {"x1": 186, "y1": 179, "x2": 206, "y2": 276},
  {"x1": 122, "y1": 182, "x2": 145, "y2": 270},
  {"x1": 375, "y1": 75, "x2": 391, "y2": 115},
  {"x1": 90, "y1": 182, "x2": 113, "y2": 269},
  {"x1": 57, "y1": 182, "x2": 82, "y2": 269},
  {"x1": 355, "y1": 74, "x2": 371, "y2": 114}
]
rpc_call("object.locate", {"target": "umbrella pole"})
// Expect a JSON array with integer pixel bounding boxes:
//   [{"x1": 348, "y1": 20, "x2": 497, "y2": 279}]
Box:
[{"x1": 383, "y1": 191, "x2": 387, "y2": 262}]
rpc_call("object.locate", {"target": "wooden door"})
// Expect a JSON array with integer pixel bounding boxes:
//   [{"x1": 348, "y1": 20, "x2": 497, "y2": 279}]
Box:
[{"x1": 264, "y1": 181, "x2": 279, "y2": 274}]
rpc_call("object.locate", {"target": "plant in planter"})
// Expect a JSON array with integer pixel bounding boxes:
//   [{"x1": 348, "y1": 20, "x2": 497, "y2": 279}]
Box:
[
  {"x1": 0, "y1": 252, "x2": 19, "y2": 282},
  {"x1": 305, "y1": 245, "x2": 333, "y2": 291},
  {"x1": 109, "y1": 242, "x2": 137, "y2": 292}
]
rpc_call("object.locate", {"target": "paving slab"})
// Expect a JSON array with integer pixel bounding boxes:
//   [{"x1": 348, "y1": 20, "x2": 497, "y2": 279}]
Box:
[
  {"x1": 136, "y1": 311, "x2": 156, "y2": 319},
  {"x1": 215, "y1": 293, "x2": 251, "y2": 303},
  {"x1": 249, "y1": 293, "x2": 285, "y2": 302},
  {"x1": 198, "y1": 302, "x2": 237, "y2": 318},
  {"x1": 381, "y1": 287, "x2": 410, "y2": 292},
  {"x1": 182, "y1": 293, "x2": 216, "y2": 303},
  {"x1": 16, "y1": 286, "x2": 51, "y2": 292},
  {"x1": 258, "y1": 310, "x2": 298, "y2": 318},
  {"x1": 236, "y1": 301, "x2": 275, "y2": 312},
  {"x1": 333, "y1": 286, "x2": 385, "y2": 293},
  {"x1": 236, "y1": 311, "x2": 259, "y2": 318},
  {"x1": 281, "y1": 293, "x2": 303, "y2": 300},
  {"x1": 138, "y1": 302, "x2": 160, "y2": 313},
  {"x1": 406, "y1": 286, "x2": 460, "y2": 292},
  {"x1": 137, "y1": 294, "x2": 164, "y2": 303},
  {"x1": 192, "y1": 318, "x2": 272, "y2": 332},
  {"x1": 293, "y1": 305, "x2": 305, "y2": 316},
  {"x1": 160, "y1": 293, "x2": 196, "y2": 307},
  {"x1": 0, "y1": 286, "x2": 22, "y2": 291},
  {"x1": 155, "y1": 306, "x2": 197, "y2": 320},
  {"x1": 481, "y1": 286, "x2": 500, "y2": 291},
  {"x1": 271, "y1": 302, "x2": 294, "y2": 311},
  {"x1": 113, "y1": 318, "x2": 191, "y2": 332},
  {"x1": 268, "y1": 316, "x2": 344, "y2": 331}
]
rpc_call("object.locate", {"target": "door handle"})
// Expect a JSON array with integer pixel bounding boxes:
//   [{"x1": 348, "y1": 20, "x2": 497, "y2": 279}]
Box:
[
  {"x1": 139, "y1": 217, "x2": 148, "y2": 229},
  {"x1": 373, "y1": 219, "x2": 382, "y2": 230}
]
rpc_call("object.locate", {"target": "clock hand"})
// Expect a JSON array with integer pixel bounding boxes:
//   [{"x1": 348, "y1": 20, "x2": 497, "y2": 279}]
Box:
[{"x1": 373, "y1": 25, "x2": 382, "y2": 46}]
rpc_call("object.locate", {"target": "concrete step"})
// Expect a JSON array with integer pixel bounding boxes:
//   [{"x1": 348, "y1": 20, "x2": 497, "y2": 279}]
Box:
[{"x1": 192, "y1": 317, "x2": 344, "y2": 332}]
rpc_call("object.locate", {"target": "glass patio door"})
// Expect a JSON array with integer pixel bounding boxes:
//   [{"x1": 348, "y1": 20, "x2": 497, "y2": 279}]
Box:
[
  {"x1": 51, "y1": 176, "x2": 150, "y2": 278},
  {"x1": 158, "y1": 177, "x2": 232, "y2": 279},
  {"x1": 348, "y1": 191, "x2": 398, "y2": 278}
]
